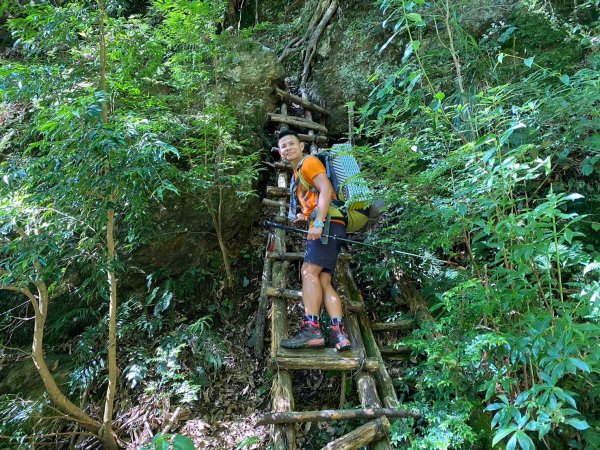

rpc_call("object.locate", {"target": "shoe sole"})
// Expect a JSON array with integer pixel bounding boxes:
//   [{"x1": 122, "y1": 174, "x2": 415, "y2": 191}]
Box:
[
  {"x1": 281, "y1": 338, "x2": 325, "y2": 349},
  {"x1": 334, "y1": 341, "x2": 351, "y2": 352}
]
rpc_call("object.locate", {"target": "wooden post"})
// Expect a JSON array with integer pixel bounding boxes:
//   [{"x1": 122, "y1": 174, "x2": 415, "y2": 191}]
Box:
[
  {"x1": 254, "y1": 255, "x2": 272, "y2": 358},
  {"x1": 341, "y1": 262, "x2": 400, "y2": 408}
]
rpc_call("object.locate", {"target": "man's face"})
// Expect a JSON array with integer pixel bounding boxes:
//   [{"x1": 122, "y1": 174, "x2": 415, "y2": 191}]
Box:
[{"x1": 278, "y1": 134, "x2": 304, "y2": 163}]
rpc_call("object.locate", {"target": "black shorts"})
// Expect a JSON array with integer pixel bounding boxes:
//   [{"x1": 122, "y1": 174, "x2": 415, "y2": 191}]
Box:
[{"x1": 304, "y1": 222, "x2": 346, "y2": 273}]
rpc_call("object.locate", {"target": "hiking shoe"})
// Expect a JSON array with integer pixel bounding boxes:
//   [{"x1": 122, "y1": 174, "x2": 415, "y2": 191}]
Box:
[
  {"x1": 280, "y1": 320, "x2": 325, "y2": 349},
  {"x1": 328, "y1": 324, "x2": 352, "y2": 352}
]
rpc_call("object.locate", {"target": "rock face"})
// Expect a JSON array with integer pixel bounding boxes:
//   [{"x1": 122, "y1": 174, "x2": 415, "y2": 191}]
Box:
[{"x1": 135, "y1": 38, "x2": 282, "y2": 277}]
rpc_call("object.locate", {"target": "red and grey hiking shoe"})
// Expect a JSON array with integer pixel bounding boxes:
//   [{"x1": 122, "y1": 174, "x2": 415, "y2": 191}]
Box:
[
  {"x1": 280, "y1": 320, "x2": 325, "y2": 349},
  {"x1": 328, "y1": 324, "x2": 352, "y2": 352}
]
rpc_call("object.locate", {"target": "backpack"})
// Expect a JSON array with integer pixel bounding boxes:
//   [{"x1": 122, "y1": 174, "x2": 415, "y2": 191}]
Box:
[{"x1": 293, "y1": 144, "x2": 380, "y2": 233}]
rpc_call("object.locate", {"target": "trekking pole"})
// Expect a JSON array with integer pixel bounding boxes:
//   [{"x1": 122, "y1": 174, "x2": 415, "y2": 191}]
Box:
[{"x1": 264, "y1": 221, "x2": 448, "y2": 263}]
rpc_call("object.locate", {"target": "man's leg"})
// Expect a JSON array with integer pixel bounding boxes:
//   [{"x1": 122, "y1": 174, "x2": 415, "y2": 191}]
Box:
[
  {"x1": 319, "y1": 271, "x2": 342, "y2": 317},
  {"x1": 320, "y1": 272, "x2": 351, "y2": 351},
  {"x1": 279, "y1": 262, "x2": 326, "y2": 349},
  {"x1": 302, "y1": 262, "x2": 325, "y2": 315}
]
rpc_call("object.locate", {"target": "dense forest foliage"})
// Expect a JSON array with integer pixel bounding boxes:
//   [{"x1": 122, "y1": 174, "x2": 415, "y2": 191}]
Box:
[{"x1": 0, "y1": 0, "x2": 598, "y2": 449}]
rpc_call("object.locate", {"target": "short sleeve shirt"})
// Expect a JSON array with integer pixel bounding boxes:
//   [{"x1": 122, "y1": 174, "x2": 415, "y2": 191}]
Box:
[{"x1": 294, "y1": 155, "x2": 337, "y2": 218}]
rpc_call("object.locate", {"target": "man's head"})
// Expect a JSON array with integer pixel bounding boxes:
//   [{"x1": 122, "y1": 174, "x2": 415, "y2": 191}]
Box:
[{"x1": 278, "y1": 129, "x2": 304, "y2": 165}]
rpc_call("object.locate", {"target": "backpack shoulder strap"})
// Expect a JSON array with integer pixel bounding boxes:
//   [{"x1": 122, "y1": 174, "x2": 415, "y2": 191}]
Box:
[{"x1": 296, "y1": 155, "x2": 319, "y2": 194}]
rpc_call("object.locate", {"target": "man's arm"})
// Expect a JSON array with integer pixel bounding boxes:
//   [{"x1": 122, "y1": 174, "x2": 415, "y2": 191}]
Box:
[{"x1": 307, "y1": 172, "x2": 334, "y2": 240}]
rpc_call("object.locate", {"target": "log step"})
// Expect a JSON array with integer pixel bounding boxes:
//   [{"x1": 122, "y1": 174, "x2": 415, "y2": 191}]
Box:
[
  {"x1": 262, "y1": 198, "x2": 288, "y2": 208},
  {"x1": 267, "y1": 251, "x2": 352, "y2": 261},
  {"x1": 275, "y1": 88, "x2": 329, "y2": 116},
  {"x1": 269, "y1": 113, "x2": 328, "y2": 133},
  {"x1": 273, "y1": 347, "x2": 379, "y2": 372},
  {"x1": 266, "y1": 286, "x2": 364, "y2": 312},
  {"x1": 274, "y1": 132, "x2": 328, "y2": 145},
  {"x1": 379, "y1": 345, "x2": 412, "y2": 360},
  {"x1": 266, "y1": 186, "x2": 290, "y2": 198},
  {"x1": 320, "y1": 416, "x2": 390, "y2": 450},
  {"x1": 370, "y1": 319, "x2": 415, "y2": 332},
  {"x1": 256, "y1": 407, "x2": 419, "y2": 425}
]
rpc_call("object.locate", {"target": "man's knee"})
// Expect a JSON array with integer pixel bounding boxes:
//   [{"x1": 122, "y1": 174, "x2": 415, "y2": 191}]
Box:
[
  {"x1": 319, "y1": 271, "x2": 332, "y2": 287},
  {"x1": 301, "y1": 262, "x2": 322, "y2": 281}
]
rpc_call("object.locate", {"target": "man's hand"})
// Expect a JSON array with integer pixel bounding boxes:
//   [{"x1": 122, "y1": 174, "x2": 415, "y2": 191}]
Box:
[
  {"x1": 307, "y1": 225, "x2": 323, "y2": 240},
  {"x1": 293, "y1": 213, "x2": 306, "y2": 224}
]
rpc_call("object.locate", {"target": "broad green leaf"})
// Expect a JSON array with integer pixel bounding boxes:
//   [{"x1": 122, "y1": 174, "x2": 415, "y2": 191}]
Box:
[
  {"x1": 492, "y1": 427, "x2": 517, "y2": 446},
  {"x1": 559, "y1": 74, "x2": 570, "y2": 85},
  {"x1": 172, "y1": 434, "x2": 196, "y2": 450},
  {"x1": 565, "y1": 418, "x2": 590, "y2": 430},
  {"x1": 515, "y1": 431, "x2": 535, "y2": 450},
  {"x1": 506, "y1": 433, "x2": 518, "y2": 450},
  {"x1": 236, "y1": 437, "x2": 260, "y2": 449},
  {"x1": 564, "y1": 227, "x2": 573, "y2": 244},
  {"x1": 563, "y1": 193, "x2": 584, "y2": 201},
  {"x1": 406, "y1": 13, "x2": 422, "y2": 22}
]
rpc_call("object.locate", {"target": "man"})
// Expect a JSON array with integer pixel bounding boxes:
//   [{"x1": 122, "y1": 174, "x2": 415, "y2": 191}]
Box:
[{"x1": 277, "y1": 129, "x2": 351, "y2": 351}]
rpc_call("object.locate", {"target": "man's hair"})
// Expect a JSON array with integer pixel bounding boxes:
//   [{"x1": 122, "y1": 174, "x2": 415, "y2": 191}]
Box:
[{"x1": 277, "y1": 129, "x2": 301, "y2": 143}]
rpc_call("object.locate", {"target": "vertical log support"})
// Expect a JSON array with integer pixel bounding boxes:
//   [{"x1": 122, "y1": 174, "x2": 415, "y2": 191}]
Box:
[
  {"x1": 271, "y1": 106, "x2": 297, "y2": 449},
  {"x1": 338, "y1": 267, "x2": 392, "y2": 450}
]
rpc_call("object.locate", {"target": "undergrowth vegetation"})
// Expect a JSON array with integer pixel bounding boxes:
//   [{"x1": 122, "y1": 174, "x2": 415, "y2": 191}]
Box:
[{"x1": 353, "y1": 0, "x2": 599, "y2": 448}]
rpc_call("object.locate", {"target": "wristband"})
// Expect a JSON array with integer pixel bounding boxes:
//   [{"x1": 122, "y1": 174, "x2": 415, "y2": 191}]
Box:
[{"x1": 313, "y1": 219, "x2": 325, "y2": 228}]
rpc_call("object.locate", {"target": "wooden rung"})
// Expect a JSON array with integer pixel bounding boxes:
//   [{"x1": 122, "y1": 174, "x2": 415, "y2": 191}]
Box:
[
  {"x1": 379, "y1": 345, "x2": 411, "y2": 355},
  {"x1": 266, "y1": 186, "x2": 289, "y2": 197},
  {"x1": 256, "y1": 407, "x2": 419, "y2": 425},
  {"x1": 274, "y1": 132, "x2": 328, "y2": 145},
  {"x1": 267, "y1": 252, "x2": 352, "y2": 261},
  {"x1": 266, "y1": 287, "x2": 302, "y2": 300},
  {"x1": 262, "y1": 198, "x2": 288, "y2": 208},
  {"x1": 266, "y1": 287, "x2": 362, "y2": 312},
  {"x1": 320, "y1": 416, "x2": 390, "y2": 450},
  {"x1": 269, "y1": 113, "x2": 328, "y2": 133},
  {"x1": 275, "y1": 88, "x2": 329, "y2": 116},
  {"x1": 370, "y1": 319, "x2": 415, "y2": 332},
  {"x1": 347, "y1": 301, "x2": 365, "y2": 312},
  {"x1": 273, "y1": 347, "x2": 379, "y2": 372}
]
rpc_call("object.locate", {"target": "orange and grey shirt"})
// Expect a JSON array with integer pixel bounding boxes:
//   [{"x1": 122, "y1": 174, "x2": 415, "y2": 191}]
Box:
[{"x1": 293, "y1": 155, "x2": 345, "y2": 225}]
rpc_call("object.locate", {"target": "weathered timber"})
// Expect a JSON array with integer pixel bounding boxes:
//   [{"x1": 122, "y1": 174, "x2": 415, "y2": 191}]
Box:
[
  {"x1": 370, "y1": 319, "x2": 415, "y2": 332},
  {"x1": 269, "y1": 113, "x2": 328, "y2": 133},
  {"x1": 273, "y1": 355, "x2": 379, "y2": 372},
  {"x1": 270, "y1": 160, "x2": 296, "y2": 450},
  {"x1": 257, "y1": 407, "x2": 418, "y2": 425},
  {"x1": 320, "y1": 416, "x2": 390, "y2": 450},
  {"x1": 268, "y1": 252, "x2": 352, "y2": 261},
  {"x1": 266, "y1": 286, "x2": 363, "y2": 309},
  {"x1": 254, "y1": 255, "x2": 272, "y2": 358},
  {"x1": 341, "y1": 262, "x2": 400, "y2": 408},
  {"x1": 379, "y1": 345, "x2": 411, "y2": 356},
  {"x1": 275, "y1": 347, "x2": 378, "y2": 372},
  {"x1": 262, "y1": 198, "x2": 288, "y2": 208},
  {"x1": 267, "y1": 186, "x2": 290, "y2": 198},
  {"x1": 266, "y1": 287, "x2": 302, "y2": 300},
  {"x1": 275, "y1": 132, "x2": 328, "y2": 145},
  {"x1": 276, "y1": 88, "x2": 329, "y2": 116},
  {"x1": 340, "y1": 274, "x2": 392, "y2": 450}
]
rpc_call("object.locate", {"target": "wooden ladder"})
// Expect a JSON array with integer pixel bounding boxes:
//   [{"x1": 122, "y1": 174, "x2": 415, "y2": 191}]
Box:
[{"x1": 254, "y1": 88, "x2": 419, "y2": 450}]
